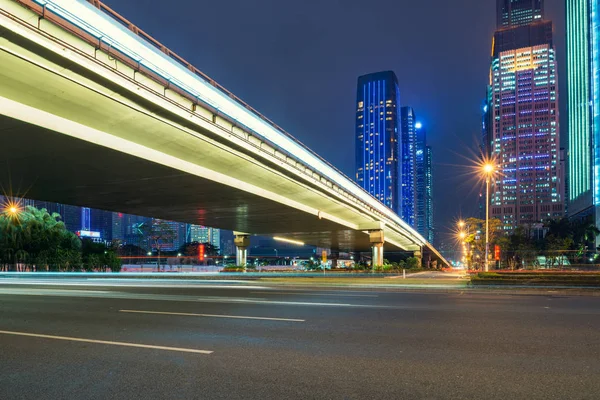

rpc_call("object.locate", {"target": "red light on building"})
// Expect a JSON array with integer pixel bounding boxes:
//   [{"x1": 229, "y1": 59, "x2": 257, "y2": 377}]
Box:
[
  {"x1": 494, "y1": 245, "x2": 501, "y2": 261},
  {"x1": 199, "y1": 244, "x2": 205, "y2": 261}
]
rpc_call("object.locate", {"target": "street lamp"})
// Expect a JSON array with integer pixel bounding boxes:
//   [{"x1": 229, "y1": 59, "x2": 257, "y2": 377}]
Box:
[
  {"x1": 4, "y1": 201, "x2": 21, "y2": 218},
  {"x1": 481, "y1": 162, "x2": 496, "y2": 272}
]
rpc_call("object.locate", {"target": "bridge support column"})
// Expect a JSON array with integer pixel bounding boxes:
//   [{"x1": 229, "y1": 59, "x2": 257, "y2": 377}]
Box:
[
  {"x1": 414, "y1": 248, "x2": 423, "y2": 269},
  {"x1": 234, "y1": 233, "x2": 250, "y2": 270},
  {"x1": 369, "y1": 230, "x2": 384, "y2": 268}
]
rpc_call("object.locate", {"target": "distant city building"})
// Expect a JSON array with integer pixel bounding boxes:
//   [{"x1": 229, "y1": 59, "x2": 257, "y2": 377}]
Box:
[
  {"x1": 415, "y1": 124, "x2": 434, "y2": 243},
  {"x1": 150, "y1": 220, "x2": 187, "y2": 251},
  {"x1": 189, "y1": 224, "x2": 220, "y2": 252},
  {"x1": 482, "y1": 96, "x2": 493, "y2": 159},
  {"x1": 111, "y1": 212, "x2": 125, "y2": 242},
  {"x1": 90, "y1": 209, "x2": 113, "y2": 242},
  {"x1": 489, "y1": 0, "x2": 564, "y2": 230},
  {"x1": 220, "y1": 230, "x2": 235, "y2": 256},
  {"x1": 123, "y1": 214, "x2": 151, "y2": 249},
  {"x1": 61, "y1": 205, "x2": 81, "y2": 233},
  {"x1": 425, "y1": 145, "x2": 434, "y2": 244},
  {"x1": 355, "y1": 71, "x2": 401, "y2": 214},
  {"x1": 496, "y1": 0, "x2": 544, "y2": 28},
  {"x1": 566, "y1": 0, "x2": 600, "y2": 237},
  {"x1": 400, "y1": 106, "x2": 417, "y2": 226}
]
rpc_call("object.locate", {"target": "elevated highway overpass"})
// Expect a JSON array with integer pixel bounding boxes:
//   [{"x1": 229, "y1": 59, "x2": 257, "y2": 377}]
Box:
[{"x1": 0, "y1": 0, "x2": 449, "y2": 267}]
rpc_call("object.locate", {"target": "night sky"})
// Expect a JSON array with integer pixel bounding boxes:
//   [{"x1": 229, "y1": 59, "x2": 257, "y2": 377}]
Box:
[{"x1": 102, "y1": 0, "x2": 566, "y2": 244}]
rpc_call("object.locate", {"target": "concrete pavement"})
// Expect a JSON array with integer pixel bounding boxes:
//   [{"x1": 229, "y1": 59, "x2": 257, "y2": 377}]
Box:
[{"x1": 0, "y1": 278, "x2": 599, "y2": 399}]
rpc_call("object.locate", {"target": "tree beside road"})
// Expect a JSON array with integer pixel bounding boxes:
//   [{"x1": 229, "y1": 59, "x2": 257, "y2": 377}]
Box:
[{"x1": 0, "y1": 206, "x2": 120, "y2": 272}]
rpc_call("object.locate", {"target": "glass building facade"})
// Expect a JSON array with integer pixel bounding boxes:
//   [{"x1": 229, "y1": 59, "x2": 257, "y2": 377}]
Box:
[
  {"x1": 189, "y1": 224, "x2": 221, "y2": 252},
  {"x1": 497, "y1": 0, "x2": 544, "y2": 28},
  {"x1": 567, "y1": 0, "x2": 600, "y2": 221},
  {"x1": 400, "y1": 106, "x2": 417, "y2": 226},
  {"x1": 415, "y1": 124, "x2": 434, "y2": 243},
  {"x1": 489, "y1": 3, "x2": 564, "y2": 230},
  {"x1": 355, "y1": 71, "x2": 401, "y2": 214}
]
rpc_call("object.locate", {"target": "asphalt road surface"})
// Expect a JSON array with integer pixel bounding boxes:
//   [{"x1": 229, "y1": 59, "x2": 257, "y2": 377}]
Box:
[{"x1": 0, "y1": 279, "x2": 599, "y2": 399}]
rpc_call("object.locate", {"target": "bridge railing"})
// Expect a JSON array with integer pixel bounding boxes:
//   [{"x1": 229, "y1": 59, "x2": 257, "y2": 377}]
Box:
[{"x1": 6, "y1": 0, "x2": 437, "y2": 254}]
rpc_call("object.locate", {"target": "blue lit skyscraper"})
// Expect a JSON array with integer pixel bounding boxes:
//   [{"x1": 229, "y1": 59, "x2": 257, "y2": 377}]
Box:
[
  {"x1": 355, "y1": 71, "x2": 401, "y2": 213},
  {"x1": 415, "y1": 123, "x2": 434, "y2": 243},
  {"x1": 400, "y1": 107, "x2": 417, "y2": 226},
  {"x1": 566, "y1": 0, "x2": 600, "y2": 237}
]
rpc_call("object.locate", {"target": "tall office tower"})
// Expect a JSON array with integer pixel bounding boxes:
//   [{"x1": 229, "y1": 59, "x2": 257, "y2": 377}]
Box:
[
  {"x1": 415, "y1": 124, "x2": 434, "y2": 242},
  {"x1": 482, "y1": 94, "x2": 493, "y2": 159},
  {"x1": 189, "y1": 224, "x2": 221, "y2": 251},
  {"x1": 400, "y1": 107, "x2": 417, "y2": 226},
  {"x1": 566, "y1": 0, "x2": 600, "y2": 241},
  {"x1": 111, "y1": 212, "x2": 125, "y2": 241},
  {"x1": 489, "y1": 0, "x2": 564, "y2": 230},
  {"x1": 81, "y1": 207, "x2": 91, "y2": 231},
  {"x1": 90, "y1": 209, "x2": 113, "y2": 241},
  {"x1": 480, "y1": 98, "x2": 493, "y2": 221},
  {"x1": 355, "y1": 71, "x2": 401, "y2": 214},
  {"x1": 173, "y1": 222, "x2": 188, "y2": 250},
  {"x1": 497, "y1": 0, "x2": 544, "y2": 28},
  {"x1": 220, "y1": 230, "x2": 235, "y2": 256},
  {"x1": 62, "y1": 205, "x2": 81, "y2": 233},
  {"x1": 425, "y1": 145, "x2": 434, "y2": 243}
]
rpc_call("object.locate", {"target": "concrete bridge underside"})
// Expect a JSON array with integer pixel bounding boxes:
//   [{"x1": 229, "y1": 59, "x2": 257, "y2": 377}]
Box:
[{"x1": 0, "y1": 2, "x2": 447, "y2": 265}]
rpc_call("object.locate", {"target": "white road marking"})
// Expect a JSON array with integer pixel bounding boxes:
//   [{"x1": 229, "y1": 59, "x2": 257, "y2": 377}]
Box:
[
  {"x1": 0, "y1": 288, "x2": 354, "y2": 307},
  {"x1": 0, "y1": 330, "x2": 212, "y2": 354},
  {"x1": 0, "y1": 280, "x2": 270, "y2": 290},
  {"x1": 120, "y1": 309, "x2": 305, "y2": 322},
  {"x1": 251, "y1": 291, "x2": 378, "y2": 298}
]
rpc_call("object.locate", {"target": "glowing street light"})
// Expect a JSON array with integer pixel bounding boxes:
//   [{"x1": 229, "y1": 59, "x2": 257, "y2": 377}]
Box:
[
  {"x1": 3, "y1": 199, "x2": 22, "y2": 218},
  {"x1": 481, "y1": 161, "x2": 496, "y2": 272}
]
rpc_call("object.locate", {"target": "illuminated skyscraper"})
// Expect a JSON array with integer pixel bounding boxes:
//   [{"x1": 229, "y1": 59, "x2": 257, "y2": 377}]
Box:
[
  {"x1": 497, "y1": 0, "x2": 544, "y2": 28},
  {"x1": 189, "y1": 224, "x2": 221, "y2": 252},
  {"x1": 415, "y1": 124, "x2": 434, "y2": 243},
  {"x1": 400, "y1": 106, "x2": 417, "y2": 225},
  {"x1": 355, "y1": 71, "x2": 401, "y2": 214},
  {"x1": 566, "y1": 0, "x2": 600, "y2": 237},
  {"x1": 489, "y1": 0, "x2": 564, "y2": 230}
]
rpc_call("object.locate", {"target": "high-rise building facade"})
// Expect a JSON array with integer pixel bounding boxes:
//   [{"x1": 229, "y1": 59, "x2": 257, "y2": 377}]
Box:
[
  {"x1": 566, "y1": 0, "x2": 600, "y2": 232},
  {"x1": 400, "y1": 107, "x2": 417, "y2": 226},
  {"x1": 355, "y1": 71, "x2": 401, "y2": 213},
  {"x1": 425, "y1": 145, "x2": 434, "y2": 244},
  {"x1": 497, "y1": 0, "x2": 544, "y2": 28},
  {"x1": 189, "y1": 224, "x2": 221, "y2": 252},
  {"x1": 489, "y1": 0, "x2": 564, "y2": 230},
  {"x1": 415, "y1": 124, "x2": 434, "y2": 243}
]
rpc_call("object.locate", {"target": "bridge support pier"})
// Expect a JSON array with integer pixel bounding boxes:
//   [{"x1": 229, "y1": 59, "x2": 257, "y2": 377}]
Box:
[
  {"x1": 414, "y1": 249, "x2": 423, "y2": 269},
  {"x1": 234, "y1": 232, "x2": 250, "y2": 270},
  {"x1": 370, "y1": 230, "x2": 384, "y2": 268}
]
